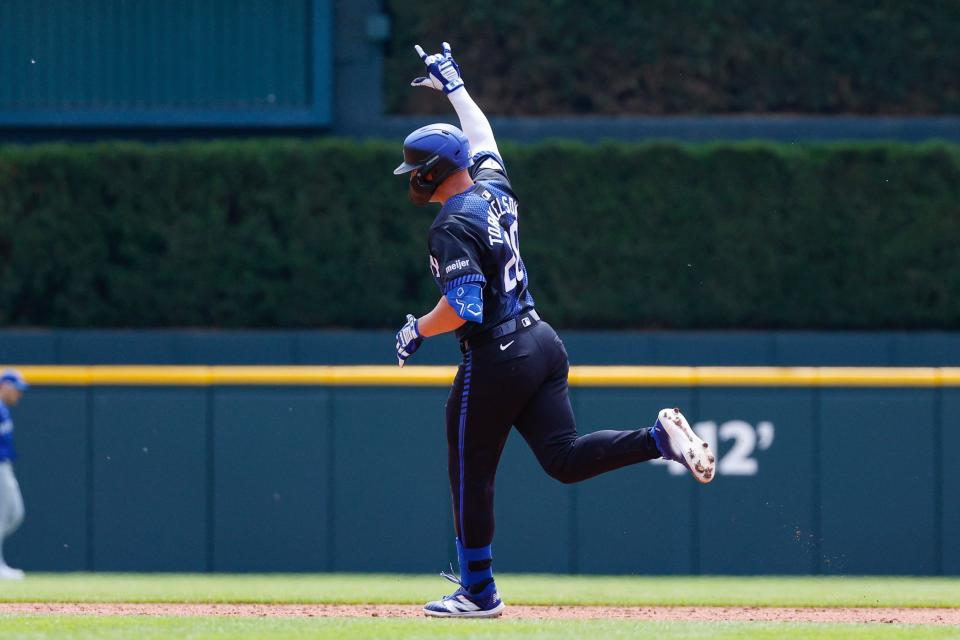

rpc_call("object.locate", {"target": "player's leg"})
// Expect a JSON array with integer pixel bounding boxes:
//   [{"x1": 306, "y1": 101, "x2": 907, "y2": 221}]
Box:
[
  {"x1": 425, "y1": 345, "x2": 535, "y2": 617},
  {"x1": 515, "y1": 322, "x2": 715, "y2": 483},
  {"x1": 514, "y1": 366, "x2": 661, "y2": 483},
  {"x1": 6, "y1": 468, "x2": 23, "y2": 535},
  {"x1": 0, "y1": 487, "x2": 6, "y2": 569},
  {"x1": 0, "y1": 463, "x2": 10, "y2": 566},
  {"x1": 0, "y1": 462, "x2": 24, "y2": 578},
  {"x1": 444, "y1": 352, "x2": 509, "y2": 574}
]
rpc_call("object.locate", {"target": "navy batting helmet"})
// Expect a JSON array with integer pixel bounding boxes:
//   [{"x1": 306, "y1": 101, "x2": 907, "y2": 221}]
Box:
[{"x1": 393, "y1": 123, "x2": 471, "y2": 205}]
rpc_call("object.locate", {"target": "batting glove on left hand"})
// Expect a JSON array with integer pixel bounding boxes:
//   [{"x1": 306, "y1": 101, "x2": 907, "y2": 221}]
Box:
[
  {"x1": 411, "y1": 41, "x2": 464, "y2": 94},
  {"x1": 395, "y1": 314, "x2": 423, "y2": 367}
]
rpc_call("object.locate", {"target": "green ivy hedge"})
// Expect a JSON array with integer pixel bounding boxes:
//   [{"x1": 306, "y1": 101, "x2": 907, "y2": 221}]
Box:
[
  {"x1": 0, "y1": 140, "x2": 958, "y2": 329},
  {"x1": 384, "y1": 0, "x2": 960, "y2": 115}
]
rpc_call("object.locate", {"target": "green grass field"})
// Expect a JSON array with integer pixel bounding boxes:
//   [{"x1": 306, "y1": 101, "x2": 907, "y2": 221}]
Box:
[
  {"x1": 1, "y1": 573, "x2": 959, "y2": 607},
  {"x1": 5, "y1": 617, "x2": 960, "y2": 640},
  {"x1": 1, "y1": 574, "x2": 959, "y2": 639}
]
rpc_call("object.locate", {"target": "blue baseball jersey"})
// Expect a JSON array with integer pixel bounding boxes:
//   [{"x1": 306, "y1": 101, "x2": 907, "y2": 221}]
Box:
[
  {"x1": 428, "y1": 152, "x2": 536, "y2": 341},
  {"x1": 0, "y1": 400, "x2": 15, "y2": 462}
]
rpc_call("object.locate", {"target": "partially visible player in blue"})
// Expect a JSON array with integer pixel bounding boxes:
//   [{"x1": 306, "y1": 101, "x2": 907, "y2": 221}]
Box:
[
  {"x1": 394, "y1": 43, "x2": 716, "y2": 618},
  {"x1": 0, "y1": 369, "x2": 27, "y2": 580}
]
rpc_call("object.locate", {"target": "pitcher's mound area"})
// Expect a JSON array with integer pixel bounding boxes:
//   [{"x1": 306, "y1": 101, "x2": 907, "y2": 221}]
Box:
[{"x1": 2, "y1": 603, "x2": 958, "y2": 625}]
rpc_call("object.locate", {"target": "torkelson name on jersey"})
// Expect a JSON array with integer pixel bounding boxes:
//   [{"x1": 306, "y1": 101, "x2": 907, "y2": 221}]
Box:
[{"x1": 485, "y1": 194, "x2": 519, "y2": 247}]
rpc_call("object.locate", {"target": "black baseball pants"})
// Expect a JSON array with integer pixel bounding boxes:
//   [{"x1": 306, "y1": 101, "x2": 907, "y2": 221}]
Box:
[{"x1": 445, "y1": 320, "x2": 660, "y2": 548}]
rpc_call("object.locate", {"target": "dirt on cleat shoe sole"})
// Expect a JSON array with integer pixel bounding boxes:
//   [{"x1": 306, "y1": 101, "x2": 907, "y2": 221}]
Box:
[{"x1": 659, "y1": 407, "x2": 716, "y2": 484}]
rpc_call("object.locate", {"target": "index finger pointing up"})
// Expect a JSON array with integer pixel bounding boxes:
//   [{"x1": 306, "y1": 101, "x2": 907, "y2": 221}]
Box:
[
  {"x1": 442, "y1": 41, "x2": 452, "y2": 57},
  {"x1": 414, "y1": 44, "x2": 427, "y2": 61}
]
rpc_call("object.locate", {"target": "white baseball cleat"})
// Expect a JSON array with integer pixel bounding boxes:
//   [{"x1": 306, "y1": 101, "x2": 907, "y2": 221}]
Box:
[
  {"x1": 423, "y1": 574, "x2": 504, "y2": 618},
  {"x1": 0, "y1": 564, "x2": 25, "y2": 580},
  {"x1": 652, "y1": 408, "x2": 716, "y2": 483}
]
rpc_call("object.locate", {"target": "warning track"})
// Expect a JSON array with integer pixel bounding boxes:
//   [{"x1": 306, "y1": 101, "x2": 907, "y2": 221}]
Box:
[{"x1": 1, "y1": 603, "x2": 958, "y2": 625}]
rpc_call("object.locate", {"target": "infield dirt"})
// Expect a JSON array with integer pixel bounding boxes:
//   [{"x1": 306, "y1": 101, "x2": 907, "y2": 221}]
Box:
[{"x1": 1, "y1": 603, "x2": 958, "y2": 625}]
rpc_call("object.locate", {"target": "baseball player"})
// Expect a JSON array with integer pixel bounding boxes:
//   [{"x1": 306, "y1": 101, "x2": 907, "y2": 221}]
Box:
[
  {"x1": 0, "y1": 369, "x2": 27, "y2": 580},
  {"x1": 394, "y1": 43, "x2": 716, "y2": 618}
]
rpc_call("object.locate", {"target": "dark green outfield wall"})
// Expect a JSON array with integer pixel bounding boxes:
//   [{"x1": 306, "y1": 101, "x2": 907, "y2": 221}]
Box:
[
  {"x1": 8, "y1": 383, "x2": 954, "y2": 575},
  {"x1": 2, "y1": 329, "x2": 958, "y2": 575}
]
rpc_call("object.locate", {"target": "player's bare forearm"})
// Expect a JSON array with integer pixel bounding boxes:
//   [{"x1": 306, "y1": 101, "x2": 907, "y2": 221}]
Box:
[{"x1": 418, "y1": 296, "x2": 467, "y2": 337}]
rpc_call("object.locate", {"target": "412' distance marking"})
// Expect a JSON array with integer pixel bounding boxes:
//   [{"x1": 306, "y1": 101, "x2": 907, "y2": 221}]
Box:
[{"x1": 653, "y1": 420, "x2": 775, "y2": 477}]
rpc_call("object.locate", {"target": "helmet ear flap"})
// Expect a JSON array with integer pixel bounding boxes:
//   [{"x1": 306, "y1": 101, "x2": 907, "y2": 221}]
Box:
[
  {"x1": 413, "y1": 154, "x2": 442, "y2": 189},
  {"x1": 408, "y1": 171, "x2": 435, "y2": 206}
]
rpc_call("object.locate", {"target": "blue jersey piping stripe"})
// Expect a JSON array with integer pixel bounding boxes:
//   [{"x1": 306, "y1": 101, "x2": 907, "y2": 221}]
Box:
[
  {"x1": 458, "y1": 350, "x2": 473, "y2": 542},
  {"x1": 444, "y1": 273, "x2": 486, "y2": 294}
]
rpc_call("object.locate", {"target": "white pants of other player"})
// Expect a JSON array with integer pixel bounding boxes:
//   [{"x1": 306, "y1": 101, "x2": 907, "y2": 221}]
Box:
[{"x1": 0, "y1": 461, "x2": 24, "y2": 579}]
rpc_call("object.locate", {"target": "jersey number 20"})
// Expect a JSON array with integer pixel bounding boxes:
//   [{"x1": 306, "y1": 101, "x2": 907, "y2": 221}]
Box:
[{"x1": 503, "y1": 220, "x2": 525, "y2": 292}]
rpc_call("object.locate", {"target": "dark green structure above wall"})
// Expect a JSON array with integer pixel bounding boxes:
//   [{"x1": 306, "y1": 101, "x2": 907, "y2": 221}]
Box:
[
  {"x1": 1, "y1": 0, "x2": 958, "y2": 142},
  {"x1": 0, "y1": 0, "x2": 333, "y2": 127}
]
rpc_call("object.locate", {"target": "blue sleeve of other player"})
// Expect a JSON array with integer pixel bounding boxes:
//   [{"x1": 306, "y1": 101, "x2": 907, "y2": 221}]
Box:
[
  {"x1": 0, "y1": 404, "x2": 15, "y2": 462},
  {"x1": 446, "y1": 283, "x2": 484, "y2": 323}
]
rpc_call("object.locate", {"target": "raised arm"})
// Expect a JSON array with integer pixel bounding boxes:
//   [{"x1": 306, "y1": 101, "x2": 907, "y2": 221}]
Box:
[
  {"x1": 448, "y1": 88, "x2": 500, "y2": 160},
  {"x1": 412, "y1": 42, "x2": 501, "y2": 159}
]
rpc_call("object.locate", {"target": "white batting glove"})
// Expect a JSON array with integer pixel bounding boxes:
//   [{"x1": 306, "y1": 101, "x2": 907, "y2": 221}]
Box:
[
  {"x1": 395, "y1": 314, "x2": 423, "y2": 368},
  {"x1": 411, "y1": 41, "x2": 464, "y2": 94}
]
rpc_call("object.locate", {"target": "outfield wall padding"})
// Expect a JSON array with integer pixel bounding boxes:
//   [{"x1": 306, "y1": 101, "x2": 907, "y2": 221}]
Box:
[{"x1": 5, "y1": 368, "x2": 955, "y2": 575}]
